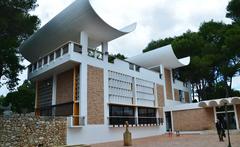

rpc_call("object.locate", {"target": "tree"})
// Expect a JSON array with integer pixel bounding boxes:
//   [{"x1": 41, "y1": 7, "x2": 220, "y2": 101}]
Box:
[
  {"x1": 3, "y1": 80, "x2": 35, "y2": 113},
  {"x1": 108, "y1": 53, "x2": 126, "y2": 63},
  {"x1": 143, "y1": 37, "x2": 174, "y2": 53},
  {"x1": 226, "y1": 0, "x2": 240, "y2": 22},
  {"x1": 0, "y1": 0, "x2": 40, "y2": 90}
]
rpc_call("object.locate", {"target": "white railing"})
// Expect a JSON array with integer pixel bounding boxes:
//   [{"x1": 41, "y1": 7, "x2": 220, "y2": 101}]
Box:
[{"x1": 28, "y1": 41, "x2": 82, "y2": 74}]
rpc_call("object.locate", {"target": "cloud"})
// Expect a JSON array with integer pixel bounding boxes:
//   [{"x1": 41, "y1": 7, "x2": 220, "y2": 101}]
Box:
[{"x1": 0, "y1": 0, "x2": 236, "y2": 95}]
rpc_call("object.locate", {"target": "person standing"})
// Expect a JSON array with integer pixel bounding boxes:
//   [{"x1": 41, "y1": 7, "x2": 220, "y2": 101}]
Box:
[{"x1": 216, "y1": 119, "x2": 224, "y2": 142}]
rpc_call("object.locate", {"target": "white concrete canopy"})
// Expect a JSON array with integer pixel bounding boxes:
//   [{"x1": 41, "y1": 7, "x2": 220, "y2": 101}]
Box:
[
  {"x1": 198, "y1": 97, "x2": 240, "y2": 107},
  {"x1": 126, "y1": 45, "x2": 190, "y2": 69},
  {"x1": 20, "y1": 0, "x2": 136, "y2": 62}
]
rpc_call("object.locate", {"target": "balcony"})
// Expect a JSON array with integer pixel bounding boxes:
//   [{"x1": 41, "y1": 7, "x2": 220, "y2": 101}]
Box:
[{"x1": 27, "y1": 41, "x2": 104, "y2": 79}]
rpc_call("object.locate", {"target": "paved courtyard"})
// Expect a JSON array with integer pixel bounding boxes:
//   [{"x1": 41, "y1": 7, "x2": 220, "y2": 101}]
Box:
[{"x1": 91, "y1": 133, "x2": 240, "y2": 147}]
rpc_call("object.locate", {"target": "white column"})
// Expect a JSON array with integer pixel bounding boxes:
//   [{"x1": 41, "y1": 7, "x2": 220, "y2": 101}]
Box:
[
  {"x1": 213, "y1": 107, "x2": 217, "y2": 122},
  {"x1": 234, "y1": 104, "x2": 239, "y2": 130},
  {"x1": 154, "y1": 83, "x2": 158, "y2": 107},
  {"x1": 79, "y1": 63, "x2": 88, "y2": 125},
  {"x1": 161, "y1": 65, "x2": 168, "y2": 104},
  {"x1": 170, "y1": 111, "x2": 174, "y2": 132},
  {"x1": 103, "y1": 68, "x2": 109, "y2": 125},
  {"x1": 80, "y1": 31, "x2": 88, "y2": 55},
  {"x1": 170, "y1": 69, "x2": 175, "y2": 101},
  {"x1": 102, "y1": 42, "x2": 108, "y2": 62},
  {"x1": 132, "y1": 77, "x2": 137, "y2": 105}
]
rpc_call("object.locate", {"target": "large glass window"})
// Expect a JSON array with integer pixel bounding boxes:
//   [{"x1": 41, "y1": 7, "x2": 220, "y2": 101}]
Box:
[
  {"x1": 216, "y1": 105, "x2": 236, "y2": 130},
  {"x1": 109, "y1": 105, "x2": 135, "y2": 125},
  {"x1": 138, "y1": 107, "x2": 157, "y2": 124}
]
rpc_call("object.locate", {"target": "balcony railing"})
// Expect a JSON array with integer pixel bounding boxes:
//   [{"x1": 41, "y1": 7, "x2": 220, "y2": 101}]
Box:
[
  {"x1": 87, "y1": 48, "x2": 103, "y2": 60},
  {"x1": 108, "y1": 116, "x2": 163, "y2": 127},
  {"x1": 28, "y1": 41, "x2": 82, "y2": 74}
]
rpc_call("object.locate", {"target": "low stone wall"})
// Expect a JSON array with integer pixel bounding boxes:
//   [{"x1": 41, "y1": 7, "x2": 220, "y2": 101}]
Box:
[{"x1": 0, "y1": 114, "x2": 67, "y2": 147}]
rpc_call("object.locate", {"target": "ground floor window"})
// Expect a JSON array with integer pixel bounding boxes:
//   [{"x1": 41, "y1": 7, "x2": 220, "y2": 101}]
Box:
[
  {"x1": 138, "y1": 107, "x2": 157, "y2": 124},
  {"x1": 109, "y1": 105, "x2": 161, "y2": 126},
  {"x1": 216, "y1": 105, "x2": 237, "y2": 130},
  {"x1": 109, "y1": 105, "x2": 135, "y2": 125}
]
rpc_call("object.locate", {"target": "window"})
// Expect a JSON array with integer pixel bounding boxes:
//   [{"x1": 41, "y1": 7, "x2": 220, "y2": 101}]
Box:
[
  {"x1": 179, "y1": 90, "x2": 184, "y2": 102},
  {"x1": 49, "y1": 53, "x2": 54, "y2": 62},
  {"x1": 135, "y1": 65, "x2": 140, "y2": 72},
  {"x1": 109, "y1": 105, "x2": 135, "y2": 125},
  {"x1": 73, "y1": 44, "x2": 82, "y2": 53},
  {"x1": 138, "y1": 107, "x2": 157, "y2": 124},
  {"x1": 43, "y1": 56, "x2": 48, "y2": 65},
  {"x1": 55, "y1": 49, "x2": 61, "y2": 58},
  {"x1": 38, "y1": 59, "x2": 42, "y2": 68},
  {"x1": 129, "y1": 63, "x2": 134, "y2": 70}
]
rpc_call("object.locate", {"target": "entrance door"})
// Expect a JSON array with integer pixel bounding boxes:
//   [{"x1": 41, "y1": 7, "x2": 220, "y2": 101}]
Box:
[
  {"x1": 165, "y1": 111, "x2": 172, "y2": 131},
  {"x1": 216, "y1": 105, "x2": 237, "y2": 130}
]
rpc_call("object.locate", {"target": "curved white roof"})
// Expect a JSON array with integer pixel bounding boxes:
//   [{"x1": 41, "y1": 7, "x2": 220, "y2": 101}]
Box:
[
  {"x1": 198, "y1": 97, "x2": 240, "y2": 107},
  {"x1": 126, "y1": 45, "x2": 190, "y2": 69},
  {"x1": 20, "y1": 0, "x2": 136, "y2": 62}
]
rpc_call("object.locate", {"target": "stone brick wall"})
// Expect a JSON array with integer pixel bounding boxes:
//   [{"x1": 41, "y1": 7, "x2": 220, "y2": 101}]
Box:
[
  {"x1": 236, "y1": 104, "x2": 240, "y2": 128},
  {"x1": 0, "y1": 114, "x2": 67, "y2": 146},
  {"x1": 157, "y1": 84, "x2": 165, "y2": 118},
  {"x1": 184, "y1": 91, "x2": 190, "y2": 103},
  {"x1": 172, "y1": 108, "x2": 215, "y2": 131},
  {"x1": 87, "y1": 65, "x2": 104, "y2": 124},
  {"x1": 164, "y1": 68, "x2": 173, "y2": 100},
  {"x1": 157, "y1": 84, "x2": 165, "y2": 107},
  {"x1": 56, "y1": 69, "x2": 74, "y2": 104},
  {"x1": 174, "y1": 89, "x2": 179, "y2": 101}
]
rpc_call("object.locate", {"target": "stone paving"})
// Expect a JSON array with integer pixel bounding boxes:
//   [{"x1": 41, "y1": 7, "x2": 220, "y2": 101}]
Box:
[{"x1": 91, "y1": 133, "x2": 240, "y2": 147}]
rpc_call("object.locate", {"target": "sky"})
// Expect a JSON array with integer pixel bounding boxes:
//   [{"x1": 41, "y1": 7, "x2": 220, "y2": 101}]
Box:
[{"x1": 0, "y1": 0, "x2": 240, "y2": 95}]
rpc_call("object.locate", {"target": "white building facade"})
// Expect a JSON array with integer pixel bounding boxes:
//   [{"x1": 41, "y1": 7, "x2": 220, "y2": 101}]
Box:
[{"x1": 19, "y1": 0, "x2": 240, "y2": 145}]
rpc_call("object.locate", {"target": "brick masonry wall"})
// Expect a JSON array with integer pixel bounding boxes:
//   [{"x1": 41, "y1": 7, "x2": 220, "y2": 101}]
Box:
[
  {"x1": 172, "y1": 108, "x2": 215, "y2": 131},
  {"x1": 236, "y1": 104, "x2": 240, "y2": 129},
  {"x1": 157, "y1": 84, "x2": 165, "y2": 118},
  {"x1": 56, "y1": 69, "x2": 74, "y2": 104},
  {"x1": 164, "y1": 68, "x2": 173, "y2": 100},
  {"x1": 174, "y1": 89, "x2": 179, "y2": 101},
  {"x1": 184, "y1": 92, "x2": 190, "y2": 103},
  {"x1": 87, "y1": 65, "x2": 104, "y2": 124},
  {"x1": 0, "y1": 114, "x2": 67, "y2": 146}
]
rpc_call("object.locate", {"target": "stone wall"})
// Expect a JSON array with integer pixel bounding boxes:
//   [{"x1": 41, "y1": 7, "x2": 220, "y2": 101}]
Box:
[
  {"x1": 172, "y1": 108, "x2": 215, "y2": 131},
  {"x1": 0, "y1": 114, "x2": 67, "y2": 146}
]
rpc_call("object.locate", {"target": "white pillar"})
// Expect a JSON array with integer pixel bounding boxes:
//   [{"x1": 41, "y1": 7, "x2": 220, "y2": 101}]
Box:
[
  {"x1": 234, "y1": 104, "x2": 239, "y2": 130},
  {"x1": 213, "y1": 107, "x2": 217, "y2": 122},
  {"x1": 103, "y1": 68, "x2": 109, "y2": 125},
  {"x1": 102, "y1": 42, "x2": 108, "y2": 62},
  {"x1": 80, "y1": 31, "x2": 88, "y2": 55},
  {"x1": 79, "y1": 63, "x2": 88, "y2": 125},
  {"x1": 170, "y1": 111, "x2": 174, "y2": 132}
]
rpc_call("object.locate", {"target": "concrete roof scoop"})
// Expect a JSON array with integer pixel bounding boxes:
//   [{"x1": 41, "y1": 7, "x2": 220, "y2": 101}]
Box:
[
  {"x1": 127, "y1": 45, "x2": 190, "y2": 69},
  {"x1": 19, "y1": 0, "x2": 136, "y2": 62}
]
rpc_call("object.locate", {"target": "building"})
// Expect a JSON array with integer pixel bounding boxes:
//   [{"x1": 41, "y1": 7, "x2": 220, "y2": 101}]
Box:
[{"x1": 19, "y1": 0, "x2": 240, "y2": 145}]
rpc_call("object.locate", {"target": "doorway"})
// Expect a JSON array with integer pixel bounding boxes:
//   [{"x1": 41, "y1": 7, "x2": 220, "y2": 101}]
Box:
[
  {"x1": 165, "y1": 111, "x2": 172, "y2": 131},
  {"x1": 216, "y1": 105, "x2": 237, "y2": 130}
]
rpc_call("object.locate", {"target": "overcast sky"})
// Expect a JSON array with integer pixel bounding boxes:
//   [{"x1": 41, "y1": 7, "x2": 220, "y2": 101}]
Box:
[{"x1": 1, "y1": 0, "x2": 239, "y2": 95}]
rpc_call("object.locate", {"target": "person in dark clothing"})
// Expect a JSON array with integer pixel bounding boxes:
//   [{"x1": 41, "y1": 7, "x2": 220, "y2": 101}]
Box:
[{"x1": 216, "y1": 119, "x2": 225, "y2": 142}]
